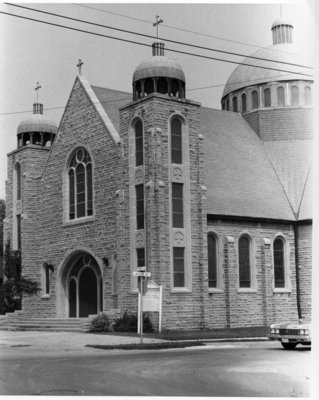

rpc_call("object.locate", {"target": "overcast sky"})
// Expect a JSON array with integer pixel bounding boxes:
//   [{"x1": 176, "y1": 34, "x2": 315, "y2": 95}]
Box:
[{"x1": 0, "y1": 1, "x2": 316, "y2": 199}]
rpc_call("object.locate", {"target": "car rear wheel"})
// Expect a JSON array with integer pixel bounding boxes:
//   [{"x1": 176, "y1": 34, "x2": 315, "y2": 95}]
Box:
[{"x1": 281, "y1": 341, "x2": 297, "y2": 350}]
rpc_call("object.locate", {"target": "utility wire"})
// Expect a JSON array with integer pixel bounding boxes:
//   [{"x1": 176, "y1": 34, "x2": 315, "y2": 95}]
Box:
[
  {"x1": 73, "y1": 2, "x2": 297, "y2": 55},
  {"x1": 0, "y1": 10, "x2": 314, "y2": 79},
  {"x1": 0, "y1": 71, "x2": 311, "y2": 117},
  {"x1": 4, "y1": 2, "x2": 313, "y2": 70}
]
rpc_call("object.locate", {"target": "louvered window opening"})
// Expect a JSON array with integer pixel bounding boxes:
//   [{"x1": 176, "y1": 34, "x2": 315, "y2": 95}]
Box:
[
  {"x1": 304, "y1": 86, "x2": 311, "y2": 105},
  {"x1": 232, "y1": 96, "x2": 238, "y2": 112},
  {"x1": 208, "y1": 234, "x2": 217, "y2": 288},
  {"x1": 173, "y1": 247, "x2": 185, "y2": 287},
  {"x1": 135, "y1": 120, "x2": 143, "y2": 166},
  {"x1": 17, "y1": 214, "x2": 21, "y2": 251},
  {"x1": 264, "y1": 88, "x2": 271, "y2": 107},
  {"x1": 241, "y1": 93, "x2": 247, "y2": 112},
  {"x1": 136, "y1": 184, "x2": 144, "y2": 230},
  {"x1": 291, "y1": 86, "x2": 299, "y2": 106},
  {"x1": 171, "y1": 118, "x2": 182, "y2": 164},
  {"x1": 68, "y1": 148, "x2": 93, "y2": 220},
  {"x1": 172, "y1": 183, "x2": 184, "y2": 228},
  {"x1": 274, "y1": 238, "x2": 285, "y2": 288},
  {"x1": 239, "y1": 236, "x2": 251, "y2": 287}
]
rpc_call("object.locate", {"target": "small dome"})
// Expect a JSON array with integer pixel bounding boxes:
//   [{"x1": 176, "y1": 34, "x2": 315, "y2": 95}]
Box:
[
  {"x1": 18, "y1": 114, "x2": 58, "y2": 135},
  {"x1": 271, "y1": 18, "x2": 293, "y2": 29},
  {"x1": 133, "y1": 55, "x2": 185, "y2": 84},
  {"x1": 222, "y1": 43, "x2": 311, "y2": 98}
]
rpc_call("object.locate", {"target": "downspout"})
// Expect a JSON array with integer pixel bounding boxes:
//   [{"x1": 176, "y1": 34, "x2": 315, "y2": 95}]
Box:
[{"x1": 293, "y1": 222, "x2": 302, "y2": 320}]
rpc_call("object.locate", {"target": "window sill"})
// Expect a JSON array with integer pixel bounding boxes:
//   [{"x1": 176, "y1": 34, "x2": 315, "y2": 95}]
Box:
[
  {"x1": 273, "y1": 288, "x2": 291, "y2": 294},
  {"x1": 208, "y1": 288, "x2": 224, "y2": 294},
  {"x1": 41, "y1": 294, "x2": 50, "y2": 299},
  {"x1": 171, "y1": 288, "x2": 192, "y2": 294},
  {"x1": 237, "y1": 288, "x2": 257, "y2": 293},
  {"x1": 63, "y1": 216, "x2": 95, "y2": 227}
]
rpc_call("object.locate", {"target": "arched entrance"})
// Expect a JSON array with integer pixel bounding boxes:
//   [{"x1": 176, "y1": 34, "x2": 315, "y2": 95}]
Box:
[{"x1": 65, "y1": 253, "x2": 102, "y2": 318}]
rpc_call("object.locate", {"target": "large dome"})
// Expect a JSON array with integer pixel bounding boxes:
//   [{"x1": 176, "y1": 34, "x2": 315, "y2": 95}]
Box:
[
  {"x1": 222, "y1": 43, "x2": 312, "y2": 98},
  {"x1": 133, "y1": 55, "x2": 185, "y2": 84},
  {"x1": 17, "y1": 113, "x2": 58, "y2": 135}
]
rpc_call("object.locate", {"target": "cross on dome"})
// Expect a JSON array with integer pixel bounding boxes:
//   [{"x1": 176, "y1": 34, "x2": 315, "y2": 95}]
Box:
[
  {"x1": 35, "y1": 82, "x2": 41, "y2": 101},
  {"x1": 153, "y1": 15, "x2": 163, "y2": 38}
]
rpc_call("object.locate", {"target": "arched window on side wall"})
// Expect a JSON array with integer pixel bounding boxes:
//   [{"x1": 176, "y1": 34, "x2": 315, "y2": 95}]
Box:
[
  {"x1": 15, "y1": 163, "x2": 22, "y2": 200},
  {"x1": 277, "y1": 86, "x2": 285, "y2": 106},
  {"x1": 291, "y1": 85, "x2": 299, "y2": 106},
  {"x1": 208, "y1": 233, "x2": 218, "y2": 288},
  {"x1": 274, "y1": 237, "x2": 285, "y2": 288},
  {"x1": 68, "y1": 147, "x2": 93, "y2": 220},
  {"x1": 135, "y1": 120, "x2": 143, "y2": 166},
  {"x1": 171, "y1": 117, "x2": 182, "y2": 164},
  {"x1": 264, "y1": 88, "x2": 271, "y2": 107},
  {"x1": 251, "y1": 90, "x2": 258, "y2": 109},
  {"x1": 304, "y1": 86, "x2": 311, "y2": 105},
  {"x1": 241, "y1": 93, "x2": 247, "y2": 113},
  {"x1": 238, "y1": 235, "x2": 251, "y2": 288}
]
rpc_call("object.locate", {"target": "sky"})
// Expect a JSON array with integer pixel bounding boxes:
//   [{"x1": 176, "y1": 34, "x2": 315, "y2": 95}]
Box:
[{"x1": 0, "y1": 1, "x2": 316, "y2": 200}]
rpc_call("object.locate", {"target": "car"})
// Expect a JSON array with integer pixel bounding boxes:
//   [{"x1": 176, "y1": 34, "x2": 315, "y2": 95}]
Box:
[{"x1": 268, "y1": 320, "x2": 311, "y2": 349}]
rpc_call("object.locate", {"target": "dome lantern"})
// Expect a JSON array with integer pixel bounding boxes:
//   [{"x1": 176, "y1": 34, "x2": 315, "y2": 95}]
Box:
[
  {"x1": 132, "y1": 41, "x2": 186, "y2": 100},
  {"x1": 17, "y1": 100, "x2": 58, "y2": 149},
  {"x1": 271, "y1": 18, "x2": 293, "y2": 45}
]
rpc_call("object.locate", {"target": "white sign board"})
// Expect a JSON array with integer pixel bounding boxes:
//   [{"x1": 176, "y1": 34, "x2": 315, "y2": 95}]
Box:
[{"x1": 137, "y1": 280, "x2": 163, "y2": 333}]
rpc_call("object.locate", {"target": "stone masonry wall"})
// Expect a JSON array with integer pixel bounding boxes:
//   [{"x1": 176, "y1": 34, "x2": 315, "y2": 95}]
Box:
[
  {"x1": 20, "y1": 77, "x2": 121, "y2": 317},
  {"x1": 298, "y1": 223, "x2": 312, "y2": 321},
  {"x1": 206, "y1": 218, "x2": 300, "y2": 328},
  {"x1": 119, "y1": 94, "x2": 207, "y2": 330}
]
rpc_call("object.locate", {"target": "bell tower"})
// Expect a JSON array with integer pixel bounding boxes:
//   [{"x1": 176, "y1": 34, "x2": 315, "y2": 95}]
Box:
[
  {"x1": 119, "y1": 40, "x2": 209, "y2": 330},
  {"x1": 5, "y1": 87, "x2": 58, "y2": 260}
]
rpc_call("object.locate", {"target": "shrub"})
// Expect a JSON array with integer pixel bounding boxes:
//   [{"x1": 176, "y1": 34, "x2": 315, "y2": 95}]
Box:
[
  {"x1": 90, "y1": 313, "x2": 113, "y2": 332},
  {"x1": 113, "y1": 310, "x2": 153, "y2": 333}
]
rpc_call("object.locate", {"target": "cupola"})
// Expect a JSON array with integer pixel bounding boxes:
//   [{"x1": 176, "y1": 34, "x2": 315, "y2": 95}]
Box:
[
  {"x1": 271, "y1": 17, "x2": 293, "y2": 45},
  {"x1": 17, "y1": 101, "x2": 58, "y2": 149},
  {"x1": 132, "y1": 41, "x2": 186, "y2": 100}
]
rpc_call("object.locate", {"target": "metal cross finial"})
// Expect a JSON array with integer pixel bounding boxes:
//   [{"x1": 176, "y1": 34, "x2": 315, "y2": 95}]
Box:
[
  {"x1": 35, "y1": 81, "x2": 41, "y2": 101},
  {"x1": 77, "y1": 59, "x2": 83, "y2": 75},
  {"x1": 153, "y1": 15, "x2": 163, "y2": 38}
]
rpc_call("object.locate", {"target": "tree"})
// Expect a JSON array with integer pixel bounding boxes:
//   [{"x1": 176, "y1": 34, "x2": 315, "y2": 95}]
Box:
[
  {"x1": 0, "y1": 198, "x2": 5, "y2": 282},
  {"x1": 1, "y1": 242, "x2": 40, "y2": 314}
]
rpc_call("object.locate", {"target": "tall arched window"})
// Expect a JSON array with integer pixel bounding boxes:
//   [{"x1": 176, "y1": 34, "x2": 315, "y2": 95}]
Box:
[
  {"x1": 208, "y1": 233, "x2": 218, "y2": 288},
  {"x1": 171, "y1": 118, "x2": 182, "y2": 164},
  {"x1": 277, "y1": 86, "x2": 285, "y2": 106},
  {"x1": 15, "y1": 163, "x2": 22, "y2": 200},
  {"x1": 68, "y1": 147, "x2": 93, "y2": 220},
  {"x1": 304, "y1": 86, "x2": 311, "y2": 105},
  {"x1": 264, "y1": 88, "x2": 271, "y2": 107},
  {"x1": 239, "y1": 235, "x2": 251, "y2": 288},
  {"x1": 241, "y1": 93, "x2": 247, "y2": 113},
  {"x1": 291, "y1": 85, "x2": 299, "y2": 105},
  {"x1": 274, "y1": 237, "x2": 285, "y2": 288},
  {"x1": 251, "y1": 90, "x2": 259, "y2": 109},
  {"x1": 232, "y1": 96, "x2": 238, "y2": 112},
  {"x1": 135, "y1": 120, "x2": 143, "y2": 166}
]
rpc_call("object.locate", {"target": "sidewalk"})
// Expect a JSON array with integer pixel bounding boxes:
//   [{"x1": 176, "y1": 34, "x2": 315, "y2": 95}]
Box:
[{"x1": 0, "y1": 326, "x2": 269, "y2": 353}]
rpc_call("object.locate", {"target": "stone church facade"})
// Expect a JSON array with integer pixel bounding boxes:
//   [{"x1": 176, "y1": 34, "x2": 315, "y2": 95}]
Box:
[{"x1": 3, "y1": 19, "x2": 312, "y2": 330}]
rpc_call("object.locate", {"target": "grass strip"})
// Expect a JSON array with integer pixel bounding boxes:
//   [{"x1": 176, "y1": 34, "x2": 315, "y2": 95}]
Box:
[{"x1": 85, "y1": 341, "x2": 205, "y2": 351}]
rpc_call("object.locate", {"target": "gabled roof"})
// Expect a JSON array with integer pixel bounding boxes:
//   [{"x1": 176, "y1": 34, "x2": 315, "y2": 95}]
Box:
[{"x1": 89, "y1": 85, "x2": 312, "y2": 222}]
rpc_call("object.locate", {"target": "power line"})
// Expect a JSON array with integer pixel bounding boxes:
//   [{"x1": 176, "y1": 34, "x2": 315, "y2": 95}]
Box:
[
  {"x1": 0, "y1": 10, "x2": 314, "y2": 79},
  {"x1": 4, "y1": 3, "x2": 313, "y2": 71},
  {"x1": 73, "y1": 2, "x2": 295, "y2": 55},
  {"x1": 0, "y1": 71, "x2": 310, "y2": 117}
]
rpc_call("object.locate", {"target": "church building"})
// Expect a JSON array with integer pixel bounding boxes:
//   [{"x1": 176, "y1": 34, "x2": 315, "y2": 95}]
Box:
[{"x1": 3, "y1": 18, "x2": 312, "y2": 330}]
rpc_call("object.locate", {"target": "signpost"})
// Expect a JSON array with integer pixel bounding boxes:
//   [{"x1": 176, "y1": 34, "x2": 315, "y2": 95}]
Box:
[{"x1": 133, "y1": 269, "x2": 151, "y2": 343}]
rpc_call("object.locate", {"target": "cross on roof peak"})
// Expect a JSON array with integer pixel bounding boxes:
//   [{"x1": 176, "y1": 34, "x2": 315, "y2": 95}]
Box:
[
  {"x1": 77, "y1": 59, "x2": 83, "y2": 75},
  {"x1": 153, "y1": 15, "x2": 163, "y2": 38}
]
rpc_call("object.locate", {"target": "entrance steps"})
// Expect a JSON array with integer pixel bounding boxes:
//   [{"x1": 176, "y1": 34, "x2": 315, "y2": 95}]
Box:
[{"x1": 0, "y1": 312, "x2": 96, "y2": 332}]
